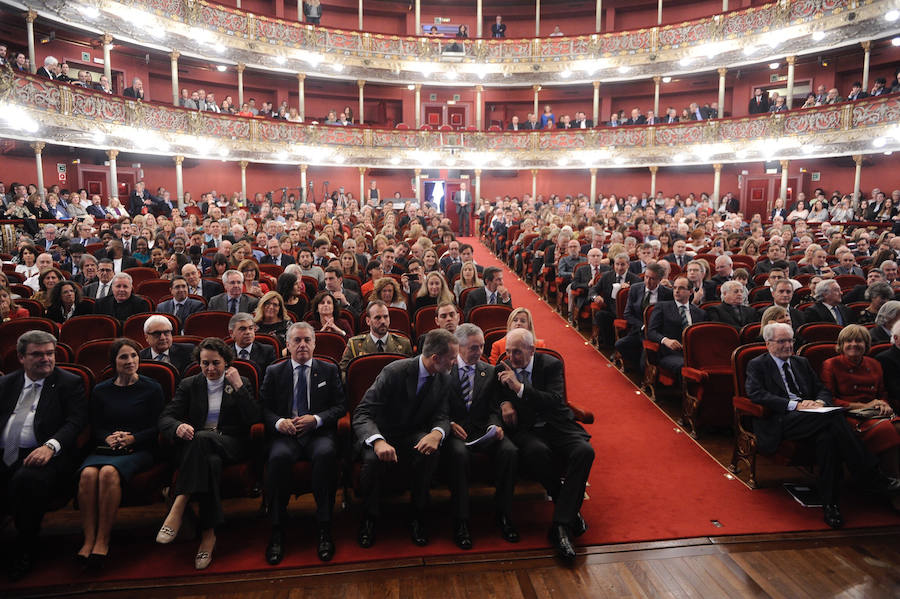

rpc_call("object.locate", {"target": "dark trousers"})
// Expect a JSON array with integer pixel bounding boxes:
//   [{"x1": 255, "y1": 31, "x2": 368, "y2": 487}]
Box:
[
  {"x1": 512, "y1": 426, "x2": 594, "y2": 528},
  {"x1": 1, "y1": 449, "x2": 75, "y2": 547},
  {"x1": 442, "y1": 434, "x2": 518, "y2": 521},
  {"x1": 614, "y1": 330, "x2": 643, "y2": 368},
  {"x1": 594, "y1": 310, "x2": 616, "y2": 347},
  {"x1": 658, "y1": 352, "x2": 685, "y2": 377},
  {"x1": 265, "y1": 433, "x2": 337, "y2": 526},
  {"x1": 359, "y1": 432, "x2": 439, "y2": 519},
  {"x1": 173, "y1": 430, "x2": 246, "y2": 530},
  {"x1": 778, "y1": 411, "x2": 878, "y2": 505},
  {"x1": 457, "y1": 210, "x2": 471, "y2": 236}
]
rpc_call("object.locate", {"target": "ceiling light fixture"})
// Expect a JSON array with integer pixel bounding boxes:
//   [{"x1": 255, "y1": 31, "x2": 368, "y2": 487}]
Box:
[
  {"x1": 886, "y1": 9, "x2": 900, "y2": 22},
  {"x1": 216, "y1": 65, "x2": 227, "y2": 72},
  {"x1": 769, "y1": 62, "x2": 780, "y2": 70},
  {"x1": 662, "y1": 76, "x2": 672, "y2": 83},
  {"x1": 811, "y1": 30, "x2": 826, "y2": 42}
]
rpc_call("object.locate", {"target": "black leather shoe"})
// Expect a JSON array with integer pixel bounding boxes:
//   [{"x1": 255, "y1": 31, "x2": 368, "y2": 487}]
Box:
[
  {"x1": 571, "y1": 512, "x2": 588, "y2": 538},
  {"x1": 8, "y1": 551, "x2": 32, "y2": 582},
  {"x1": 410, "y1": 518, "x2": 429, "y2": 546},
  {"x1": 265, "y1": 529, "x2": 284, "y2": 565},
  {"x1": 497, "y1": 515, "x2": 520, "y2": 543},
  {"x1": 454, "y1": 520, "x2": 473, "y2": 550},
  {"x1": 548, "y1": 524, "x2": 576, "y2": 564},
  {"x1": 357, "y1": 517, "x2": 376, "y2": 549},
  {"x1": 317, "y1": 526, "x2": 335, "y2": 562},
  {"x1": 824, "y1": 504, "x2": 844, "y2": 529},
  {"x1": 88, "y1": 552, "x2": 108, "y2": 571}
]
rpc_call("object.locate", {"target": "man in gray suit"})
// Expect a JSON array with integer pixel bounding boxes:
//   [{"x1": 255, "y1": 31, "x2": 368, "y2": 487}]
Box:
[
  {"x1": 209, "y1": 269, "x2": 259, "y2": 314},
  {"x1": 452, "y1": 182, "x2": 473, "y2": 237},
  {"x1": 155, "y1": 276, "x2": 205, "y2": 331}
]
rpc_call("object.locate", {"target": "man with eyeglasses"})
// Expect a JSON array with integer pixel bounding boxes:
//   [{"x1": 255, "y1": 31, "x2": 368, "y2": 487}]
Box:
[
  {"x1": 228, "y1": 312, "x2": 276, "y2": 375},
  {"x1": 646, "y1": 276, "x2": 707, "y2": 376},
  {"x1": 83, "y1": 259, "x2": 116, "y2": 299},
  {"x1": 139, "y1": 315, "x2": 194, "y2": 375}
]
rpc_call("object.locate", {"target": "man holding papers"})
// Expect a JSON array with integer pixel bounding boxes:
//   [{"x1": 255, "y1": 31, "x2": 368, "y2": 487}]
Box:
[
  {"x1": 442, "y1": 324, "x2": 519, "y2": 550},
  {"x1": 746, "y1": 323, "x2": 900, "y2": 529}
]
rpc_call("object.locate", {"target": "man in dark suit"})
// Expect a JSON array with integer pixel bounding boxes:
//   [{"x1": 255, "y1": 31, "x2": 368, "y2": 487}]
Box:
[
  {"x1": 209, "y1": 270, "x2": 259, "y2": 314},
  {"x1": 797, "y1": 248, "x2": 834, "y2": 278},
  {"x1": 35, "y1": 56, "x2": 58, "y2": 80},
  {"x1": 73, "y1": 254, "x2": 99, "y2": 287},
  {"x1": 156, "y1": 276, "x2": 205, "y2": 330},
  {"x1": 464, "y1": 266, "x2": 512, "y2": 318},
  {"x1": 139, "y1": 315, "x2": 194, "y2": 374},
  {"x1": 322, "y1": 266, "x2": 362, "y2": 316},
  {"x1": 93, "y1": 273, "x2": 148, "y2": 322},
  {"x1": 803, "y1": 280, "x2": 854, "y2": 326},
  {"x1": 684, "y1": 260, "x2": 718, "y2": 304},
  {"x1": 663, "y1": 239, "x2": 691, "y2": 269},
  {"x1": 259, "y1": 237, "x2": 295, "y2": 268},
  {"x1": 746, "y1": 322, "x2": 900, "y2": 527},
  {"x1": 122, "y1": 77, "x2": 145, "y2": 100},
  {"x1": 569, "y1": 249, "x2": 607, "y2": 317},
  {"x1": 497, "y1": 328, "x2": 593, "y2": 563},
  {"x1": 523, "y1": 113, "x2": 540, "y2": 130},
  {"x1": 846, "y1": 81, "x2": 869, "y2": 101},
  {"x1": 615, "y1": 263, "x2": 673, "y2": 369},
  {"x1": 262, "y1": 322, "x2": 346, "y2": 564},
  {"x1": 1, "y1": 330, "x2": 87, "y2": 581},
  {"x1": 876, "y1": 321, "x2": 900, "y2": 401},
  {"x1": 624, "y1": 108, "x2": 646, "y2": 126},
  {"x1": 706, "y1": 281, "x2": 760, "y2": 329},
  {"x1": 628, "y1": 244, "x2": 654, "y2": 275},
  {"x1": 506, "y1": 116, "x2": 522, "y2": 131},
  {"x1": 572, "y1": 111, "x2": 593, "y2": 128},
  {"x1": 181, "y1": 263, "x2": 222, "y2": 301},
  {"x1": 452, "y1": 182, "x2": 472, "y2": 237},
  {"x1": 83, "y1": 259, "x2": 116, "y2": 299},
  {"x1": 591, "y1": 252, "x2": 641, "y2": 347},
  {"x1": 770, "y1": 279, "x2": 805, "y2": 328},
  {"x1": 352, "y1": 329, "x2": 458, "y2": 548},
  {"x1": 229, "y1": 313, "x2": 277, "y2": 375},
  {"x1": 647, "y1": 276, "x2": 707, "y2": 375},
  {"x1": 748, "y1": 88, "x2": 769, "y2": 114},
  {"x1": 127, "y1": 180, "x2": 165, "y2": 217},
  {"x1": 86, "y1": 195, "x2": 107, "y2": 220},
  {"x1": 443, "y1": 324, "x2": 519, "y2": 549}
]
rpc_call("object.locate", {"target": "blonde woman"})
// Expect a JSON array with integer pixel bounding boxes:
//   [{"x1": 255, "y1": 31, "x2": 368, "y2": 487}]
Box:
[
  {"x1": 252, "y1": 291, "x2": 291, "y2": 347},
  {"x1": 107, "y1": 197, "x2": 129, "y2": 219},
  {"x1": 453, "y1": 261, "x2": 483, "y2": 301},
  {"x1": 489, "y1": 307, "x2": 546, "y2": 364},
  {"x1": 412, "y1": 271, "x2": 454, "y2": 314}
]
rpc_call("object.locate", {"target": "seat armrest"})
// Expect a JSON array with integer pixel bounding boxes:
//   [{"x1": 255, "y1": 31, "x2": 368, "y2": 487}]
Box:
[
  {"x1": 733, "y1": 395, "x2": 765, "y2": 418},
  {"x1": 681, "y1": 367, "x2": 708, "y2": 384},
  {"x1": 568, "y1": 401, "x2": 594, "y2": 424}
]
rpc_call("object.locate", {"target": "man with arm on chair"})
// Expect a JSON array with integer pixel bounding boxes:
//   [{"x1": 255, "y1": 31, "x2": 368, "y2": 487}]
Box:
[
  {"x1": 615, "y1": 261, "x2": 673, "y2": 370},
  {"x1": 463, "y1": 266, "x2": 511, "y2": 318},
  {"x1": 646, "y1": 276, "x2": 707, "y2": 376},
  {"x1": 746, "y1": 323, "x2": 900, "y2": 528},
  {"x1": 262, "y1": 322, "x2": 346, "y2": 564}
]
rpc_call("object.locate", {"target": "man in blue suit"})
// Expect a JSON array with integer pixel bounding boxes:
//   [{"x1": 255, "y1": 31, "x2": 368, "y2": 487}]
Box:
[
  {"x1": 646, "y1": 276, "x2": 706, "y2": 376},
  {"x1": 155, "y1": 276, "x2": 205, "y2": 331},
  {"x1": 614, "y1": 262, "x2": 673, "y2": 369}
]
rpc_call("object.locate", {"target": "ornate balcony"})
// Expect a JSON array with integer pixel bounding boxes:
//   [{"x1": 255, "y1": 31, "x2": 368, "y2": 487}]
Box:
[
  {"x1": 2, "y1": 71, "x2": 899, "y2": 169},
  {"x1": 12, "y1": 0, "x2": 899, "y2": 85}
]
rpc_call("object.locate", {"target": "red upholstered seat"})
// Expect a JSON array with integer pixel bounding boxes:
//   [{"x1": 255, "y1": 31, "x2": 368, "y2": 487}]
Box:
[
  {"x1": 136, "y1": 279, "x2": 174, "y2": 305},
  {"x1": 75, "y1": 339, "x2": 118, "y2": 378},
  {"x1": 59, "y1": 315, "x2": 121, "y2": 352},
  {"x1": 468, "y1": 304, "x2": 513, "y2": 331},
  {"x1": 183, "y1": 311, "x2": 234, "y2": 339},
  {"x1": 0, "y1": 317, "x2": 58, "y2": 356},
  {"x1": 797, "y1": 342, "x2": 838, "y2": 375},
  {"x1": 123, "y1": 313, "x2": 180, "y2": 346},
  {"x1": 680, "y1": 322, "x2": 741, "y2": 438},
  {"x1": 313, "y1": 331, "x2": 347, "y2": 364},
  {"x1": 388, "y1": 307, "x2": 412, "y2": 338},
  {"x1": 796, "y1": 322, "x2": 842, "y2": 345},
  {"x1": 413, "y1": 305, "x2": 438, "y2": 337},
  {"x1": 123, "y1": 267, "x2": 161, "y2": 288}
]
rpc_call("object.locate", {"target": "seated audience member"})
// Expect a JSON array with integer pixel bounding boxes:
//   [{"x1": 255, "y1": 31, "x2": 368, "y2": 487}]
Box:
[
  {"x1": 76, "y1": 339, "x2": 164, "y2": 565},
  {"x1": 94, "y1": 273, "x2": 148, "y2": 321},
  {"x1": 568, "y1": 248, "x2": 606, "y2": 318},
  {"x1": 556, "y1": 239, "x2": 583, "y2": 287},
  {"x1": 209, "y1": 269, "x2": 259, "y2": 313},
  {"x1": 23, "y1": 252, "x2": 54, "y2": 292},
  {"x1": 340, "y1": 300, "x2": 413, "y2": 372},
  {"x1": 260, "y1": 237, "x2": 295, "y2": 268},
  {"x1": 453, "y1": 261, "x2": 483, "y2": 302},
  {"x1": 1, "y1": 331, "x2": 87, "y2": 581},
  {"x1": 411, "y1": 271, "x2": 454, "y2": 314},
  {"x1": 760, "y1": 305, "x2": 792, "y2": 332},
  {"x1": 30, "y1": 266, "x2": 63, "y2": 308},
  {"x1": 746, "y1": 323, "x2": 900, "y2": 528},
  {"x1": 463, "y1": 266, "x2": 511, "y2": 317},
  {"x1": 799, "y1": 248, "x2": 835, "y2": 278},
  {"x1": 614, "y1": 262, "x2": 672, "y2": 369},
  {"x1": 253, "y1": 291, "x2": 292, "y2": 347},
  {"x1": 870, "y1": 301, "x2": 900, "y2": 345},
  {"x1": 156, "y1": 338, "x2": 261, "y2": 570},
  {"x1": 856, "y1": 282, "x2": 894, "y2": 325},
  {"x1": 496, "y1": 328, "x2": 594, "y2": 563},
  {"x1": 803, "y1": 279, "x2": 854, "y2": 325},
  {"x1": 489, "y1": 307, "x2": 547, "y2": 365},
  {"x1": 706, "y1": 280, "x2": 760, "y2": 329},
  {"x1": 415, "y1": 300, "x2": 460, "y2": 353},
  {"x1": 140, "y1": 315, "x2": 194, "y2": 374},
  {"x1": 833, "y1": 250, "x2": 865, "y2": 277},
  {"x1": 767, "y1": 278, "x2": 805, "y2": 328},
  {"x1": 238, "y1": 260, "x2": 268, "y2": 298},
  {"x1": 351, "y1": 329, "x2": 458, "y2": 548},
  {"x1": 0, "y1": 286, "x2": 30, "y2": 321},
  {"x1": 308, "y1": 290, "x2": 354, "y2": 339},
  {"x1": 322, "y1": 266, "x2": 363, "y2": 316},
  {"x1": 228, "y1": 312, "x2": 277, "y2": 375},
  {"x1": 843, "y1": 268, "x2": 884, "y2": 304},
  {"x1": 822, "y1": 325, "x2": 900, "y2": 512},
  {"x1": 360, "y1": 260, "x2": 382, "y2": 298},
  {"x1": 442, "y1": 324, "x2": 519, "y2": 549},
  {"x1": 372, "y1": 277, "x2": 407, "y2": 310},
  {"x1": 646, "y1": 276, "x2": 707, "y2": 375},
  {"x1": 876, "y1": 321, "x2": 900, "y2": 403},
  {"x1": 684, "y1": 259, "x2": 717, "y2": 305},
  {"x1": 156, "y1": 276, "x2": 206, "y2": 327},
  {"x1": 591, "y1": 252, "x2": 641, "y2": 346},
  {"x1": 262, "y1": 322, "x2": 346, "y2": 564},
  {"x1": 83, "y1": 259, "x2": 116, "y2": 300},
  {"x1": 44, "y1": 280, "x2": 92, "y2": 323}
]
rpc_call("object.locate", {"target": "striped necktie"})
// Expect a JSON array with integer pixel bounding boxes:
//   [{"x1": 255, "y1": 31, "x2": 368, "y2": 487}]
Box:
[{"x1": 460, "y1": 365, "x2": 473, "y2": 411}]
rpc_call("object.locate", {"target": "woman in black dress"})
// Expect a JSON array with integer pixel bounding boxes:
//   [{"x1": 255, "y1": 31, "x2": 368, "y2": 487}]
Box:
[
  {"x1": 156, "y1": 338, "x2": 260, "y2": 569},
  {"x1": 253, "y1": 290, "x2": 291, "y2": 347},
  {"x1": 45, "y1": 280, "x2": 93, "y2": 323},
  {"x1": 77, "y1": 339, "x2": 164, "y2": 566},
  {"x1": 276, "y1": 271, "x2": 309, "y2": 322}
]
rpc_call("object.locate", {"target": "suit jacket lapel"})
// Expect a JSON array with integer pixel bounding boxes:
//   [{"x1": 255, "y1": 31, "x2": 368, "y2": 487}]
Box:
[
  {"x1": 405, "y1": 359, "x2": 418, "y2": 404},
  {"x1": 472, "y1": 362, "x2": 487, "y2": 401},
  {"x1": 281, "y1": 360, "x2": 294, "y2": 415},
  {"x1": 3, "y1": 373, "x2": 26, "y2": 421},
  {"x1": 767, "y1": 355, "x2": 790, "y2": 397}
]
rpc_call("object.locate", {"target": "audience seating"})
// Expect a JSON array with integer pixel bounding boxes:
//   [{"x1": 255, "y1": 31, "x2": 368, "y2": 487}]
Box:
[
  {"x1": 413, "y1": 305, "x2": 439, "y2": 338},
  {"x1": 59, "y1": 314, "x2": 121, "y2": 352},
  {"x1": 17, "y1": 299, "x2": 45, "y2": 317},
  {"x1": 314, "y1": 331, "x2": 348, "y2": 363},
  {"x1": 123, "y1": 313, "x2": 180, "y2": 346},
  {"x1": 680, "y1": 323, "x2": 741, "y2": 438},
  {"x1": 74, "y1": 339, "x2": 119, "y2": 378},
  {"x1": 136, "y1": 279, "x2": 174, "y2": 305},
  {"x1": 184, "y1": 311, "x2": 235, "y2": 338},
  {"x1": 795, "y1": 322, "x2": 842, "y2": 346},
  {"x1": 642, "y1": 305, "x2": 681, "y2": 401},
  {"x1": 483, "y1": 327, "x2": 507, "y2": 360},
  {"x1": 797, "y1": 342, "x2": 838, "y2": 374},
  {"x1": 468, "y1": 304, "x2": 513, "y2": 332},
  {"x1": 739, "y1": 322, "x2": 762, "y2": 345},
  {"x1": 11, "y1": 283, "x2": 33, "y2": 298},
  {"x1": 124, "y1": 267, "x2": 162, "y2": 288},
  {"x1": 0, "y1": 317, "x2": 59, "y2": 356},
  {"x1": 387, "y1": 307, "x2": 412, "y2": 338}
]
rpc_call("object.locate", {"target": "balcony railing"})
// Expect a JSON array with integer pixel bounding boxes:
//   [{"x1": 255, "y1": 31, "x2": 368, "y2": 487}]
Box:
[{"x1": 2, "y1": 71, "x2": 899, "y2": 169}]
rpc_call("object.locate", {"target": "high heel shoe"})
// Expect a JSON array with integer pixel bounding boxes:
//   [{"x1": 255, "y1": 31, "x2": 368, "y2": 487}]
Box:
[
  {"x1": 88, "y1": 552, "x2": 108, "y2": 571},
  {"x1": 156, "y1": 523, "x2": 179, "y2": 544},
  {"x1": 194, "y1": 541, "x2": 215, "y2": 570}
]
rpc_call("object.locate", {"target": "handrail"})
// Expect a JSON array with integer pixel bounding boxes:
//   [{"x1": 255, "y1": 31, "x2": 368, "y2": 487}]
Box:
[{"x1": 2, "y1": 70, "x2": 899, "y2": 169}]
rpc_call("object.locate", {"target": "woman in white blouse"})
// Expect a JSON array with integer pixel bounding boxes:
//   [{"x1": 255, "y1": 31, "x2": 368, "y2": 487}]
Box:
[
  {"x1": 14, "y1": 244, "x2": 40, "y2": 278},
  {"x1": 106, "y1": 197, "x2": 129, "y2": 219}
]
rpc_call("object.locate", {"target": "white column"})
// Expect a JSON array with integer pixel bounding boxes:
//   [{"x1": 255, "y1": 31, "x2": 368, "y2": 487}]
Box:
[
  {"x1": 717, "y1": 67, "x2": 726, "y2": 115},
  {"x1": 174, "y1": 155, "x2": 185, "y2": 208},
  {"x1": 712, "y1": 163, "x2": 722, "y2": 206},
  {"x1": 25, "y1": 10, "x2": 37, "y2": 75},
  {"x1": 595, "y1": 0, "x2": 603, "y2": 32},
  {"x1": 475, "y1": 85, "x2": 483, "y2": 129},
  {"x1": 107, "y1": 150, "x2": 119, "y2": 203},
  {"x1": 237, "y1": 63, "x2": 245, "y2": 107},
  {"x1": 415, "y1": 0, "x2": 421, "y2": 35},
  {"x1": 236, "y1": 0, "x2": 241, "y2": 7},
  {"x1": 474, "y1": 169, "x2": 482, "y2": 204},
  {"x1": 297, "y1": 73, "x2": 305, "y2": 122},
  {"x1": 531, "y1": 169, "x2": 538, "y2": 199},
  {"x1": 589, "y1": 168, "x2": 598, "y2": 205},
  {"x1": 102, "y1": 34, "x2": 113, "y2": 85},
  {"x1": 592, "y1": 81, "x2": 600, "y2": 124},
  {"x1": 861, "y1": 41, "x2": 871, "y2": 90},
  {"x1": 649, "y1": 166, "x2": 658, "y2": 198},
  {"x1": 533, "y1": 85, "x2": 540, "y2": 118},
  {"x1": 779, "y1": 160, "x2": 789, "y2": 202},
  {"x1": 31, "y1": 142, "x2": 45, "y2": 199},
  {"x1": 476, "y1": 0, "x2": 483, "y2": 37},
  {"x1": 358, "y1": 0, "x2": 363, "y2": 31},
  {"x1": 657, "y1": 0, "x2": 663, "y2": 25},
  {"x1": 722, "y1": 0, "x2": 728, "y2": 11},
  {"x1": 170, "y1": 51, "x2": 180, "y2": 107},
  {"x1": 535, "y1": 0, "x2": 541, "y2": 37},
  {"x1": 853, "y1": 155, "x2": 863, "y2": 202},
  {"x1": 300, "y1": 165, "x2": 308, "y2": 203},
  {"x1": 359, "y1": 167, "x2": 367, "y2": 200},
  {"x1": 298, "y1": 0, "x2": 303, "y2": 22},
  {"x1": 653, "y1": 76, "x2": 661, "y2": 115},
  {"x1": 785, "y1": 57, "x2": 795, "y2": 109},
  {"x1": 414, "y1": 168, "x2": 422, "y2": 202},
  {"x1": 240, "y1": 161, "x2": 248, "y2": 201},
  {"x1": 357, "y1": 80, "x2": 365, "y2": 125},
  {"x1": 415, "y1": 84, "x2": 422, "y2": 128}
]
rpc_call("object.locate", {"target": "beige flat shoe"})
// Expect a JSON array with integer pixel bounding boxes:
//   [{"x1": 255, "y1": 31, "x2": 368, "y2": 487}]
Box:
[
  {"x1": 156, "y1": 524, "x2": 179, "y2": 544},
  {"x1": 194, "y1": 542, "x2": 215, "y2": 570}
]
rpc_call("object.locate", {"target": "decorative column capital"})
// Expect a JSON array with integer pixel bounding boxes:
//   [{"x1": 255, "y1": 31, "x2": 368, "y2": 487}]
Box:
[
  {"x1": 592, "y1": 81, "x2": 600, "y2": 89},
  {"x1": 300, "y1": 164, "x2": 308, "y2": 172},
  {"x1": 713, "y1": 163, "x2": 722, "y2": 173},
  {"x1": 240, "y1": 160, "x2": 249, "y2": 170},
  {"x1": 170, "y1": 50, "x2": 180, "y2": 61},
  {"x1": 414, "y1": 168, "x2": 422, "y2": 176},
  {"x1": 653, "y1": 75, "x2": 661, "y2": 85},
  {"x1": 779, "y1": 159, "x2": 789, "y2": 169},
  {"x1": 357, "y1": 79, "x2": 366, "y2": 89},
  {"x1": 297, "y1": 73, "x2": 306, "y2": 82},
  {"x1": 173, "y1": 154, "x2": 184, "y2": 166},
  {"x1": 532, "y1": 85, "x2": 541, "y2": 93},
  {"x1": 852, "y1": 154, "x2": 863, "y2": 165},
  {"x1": 860, "y1": 40, "x2": 871, "y2": 52},
  {"x1": 474, "y1": 169, "x2": 482, "y2": 176},
  {"x1": 236, "y1": 63, "x2": 246, "y2": 74},
  {"x1": 589, "y1": 168, "x2": 598, "y2": 176},
  {"x1": 785, "y1": 55, "x2": 795, "y2": 66},
  {"x1": 101, "y1": 33, "x2": 113, "y2": 46},
  {"x1": 358, "y1": 166, "x2": 367, "y2": 175},
  {"x1": 475, "y1": 85, "x2": 484, "y2": 93},
  {"x1": 414, "y1": 83, "x2": 422, "y2": 91},
  {"x1": 717, "y1": 67, "x2": 728, "y2": 77},
  {"x1": 648, "y1": 165, "x2": 658, "y2": 174},
  {"x1": 25, "y1": 9, "x2": 37, "y2": 23},
  {"x1": 530, "y1": 169, "x2": 539, "y2": 176},
  {"x1": 30, "y1": 142, "x2": 45, "y2": 154},
  {"x1": 106, "y1": 149, "x2": 119, "y2": 160}
]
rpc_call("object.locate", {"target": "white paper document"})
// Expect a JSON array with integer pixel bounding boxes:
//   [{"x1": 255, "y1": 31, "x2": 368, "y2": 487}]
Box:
[
  {"x1": 797, "y1": 406, "x2": 844, "y2": 413},
  {"x1": 465, "y1": 424, "x2": 500, "y2": 448}
]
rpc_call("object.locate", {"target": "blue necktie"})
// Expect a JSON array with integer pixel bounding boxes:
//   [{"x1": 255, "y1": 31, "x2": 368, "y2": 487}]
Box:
[{"x1": 292, "y1": 364, "x2": 309, "y2": 417}]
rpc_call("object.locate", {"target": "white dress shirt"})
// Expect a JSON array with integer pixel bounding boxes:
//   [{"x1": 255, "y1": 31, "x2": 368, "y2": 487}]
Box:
[
  {"x1": 275, "y1": 358, "x2": 323, "y2": 431},
  {"x1": 1, "y1": 375, "x2": 60, "y2": 453}
]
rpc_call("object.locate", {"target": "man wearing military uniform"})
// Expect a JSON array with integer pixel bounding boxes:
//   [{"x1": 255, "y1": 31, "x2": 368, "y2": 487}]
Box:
[{"x1": 340, "y1": 300, "x2": 413, "y2": 374}]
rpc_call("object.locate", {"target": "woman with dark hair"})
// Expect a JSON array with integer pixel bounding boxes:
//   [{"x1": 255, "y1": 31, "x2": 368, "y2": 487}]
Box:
[
  {"x1": 309, "y1": 290, "x2": 352, "y2": 338},
  {"x1": 14, "y1": 244, "x2": 39, "y2": 278},
  {"x1": 239, "y1": 259, "x2": 269, "y2": 298},
  {"x1": 209, "y1": 253, "x2": 229, "y2": 278},
  {"x1": 76, "y1": 338, "x2": 164, "y2": 565},
  {"x1": 45, "y1": 279, "x2": 93, "y2": 323},
  {"x1": 132, "y1": 237, "x2": 151, "y2": 265},
  {"x1": 0, "y1": 286, "x2": 28, "y2": 321},
  {"x1": 157, "y1": 337, "x2": 260, "y2": 569},
  {"x1": 32, "y1": 266, "x2": 64, "y2": 307},
  {"x1": 276, "y1": 272, "x2": 309, "y2": 322},
  {"x1": 25, "y1": 193, "x2": 51, "y2": 220},
  {"x1": 161, "y1": 252, "x2": 190, "y2": 281}
]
